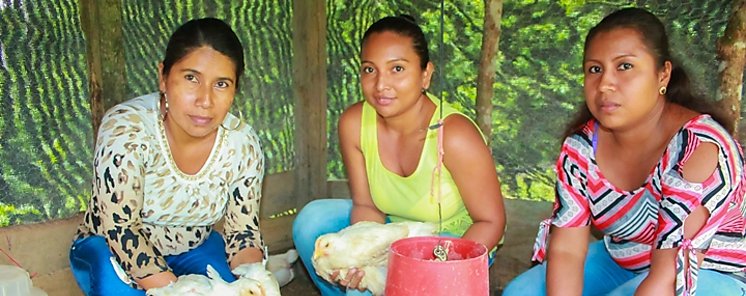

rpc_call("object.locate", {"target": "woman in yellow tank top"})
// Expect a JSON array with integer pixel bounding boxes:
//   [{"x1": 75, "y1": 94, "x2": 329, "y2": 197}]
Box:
[{"x1": 292, "y1": 15, "x2": 506, "y2": 296}]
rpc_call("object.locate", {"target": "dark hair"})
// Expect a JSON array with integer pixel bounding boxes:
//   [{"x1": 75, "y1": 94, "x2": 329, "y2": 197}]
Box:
[
  {"x1": 161, "y1": 18, "x2": 245, "y2": 88},
  {"x1": 361, "y1": 15, "x2": 430, "y2": 69},
  {"x1": 562, "y1": 7, "x2": 731, "y2": 139}
]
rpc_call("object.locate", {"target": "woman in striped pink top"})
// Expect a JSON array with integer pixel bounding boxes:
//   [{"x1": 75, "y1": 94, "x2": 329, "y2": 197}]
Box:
[{"x1": 504, "y1": 8, "x2": 746, "y2": 296}]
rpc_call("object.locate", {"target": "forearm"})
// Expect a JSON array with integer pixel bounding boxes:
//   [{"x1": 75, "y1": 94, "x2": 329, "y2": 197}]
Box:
[
  {"x1": 546, "y1": 226, "x2": 589, "y2": 296},
  {"x1": 224, "y1": 167, "x2": 265, "y2": 269},
  {"x1": 638, "y1": 204, "x2": 708, "y2": 295},
  {"x1": 635, "y1": 248, "x2": 678, "y2": 295},
  {"x1": 461, "y1": 220, "x2": 504, "y2": 251},
  {"x1": 635, "y1": 274, "x2": 673, "y2": 296},
  {"x1": 101, "y1": 221, "x2": 170, "y2": 282},
  {"x1": 136, "y1": 271, "x2": 178, "y2": 290},
  {"x1": 350, "y1": 203, "x2": 385, "y2": 224},
  {"x1": 546, "y1": 253, "x2": 585, "y2": 296},
  {"x1": 229, "y1": 246, "x2": 264, "y2": 270}
]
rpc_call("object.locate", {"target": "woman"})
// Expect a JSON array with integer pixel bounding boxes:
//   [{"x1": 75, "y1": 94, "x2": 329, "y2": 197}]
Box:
[
  {"x1": 292, "y1": 15, "x2": 506, "y2": 295},
  {"x1": 504, "y1": 8, "x2": 746, "y2": 296},
  {"x1": 69, "y1": 18, "x2": 265, "y2": 295}
]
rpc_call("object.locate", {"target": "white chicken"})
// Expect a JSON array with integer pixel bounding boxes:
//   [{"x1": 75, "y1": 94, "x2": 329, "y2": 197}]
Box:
[
  {"x1": 146, "y1": 264, "x2": 264, "y2": 296},
  {"x1": 231, "y1": 262, "x2": 281, "y2": 296},
  {"x1": 145, "y1": 273, "x2": 212, "y2": 296},
  {"x1": 265, "y1": 248, "x2": 299, "y2": 287},
  {"x1": 312, "y1": 221, "x2": 437, "y2": 296},
  {"x1": 144, "y1": 249, "x2": 296, "y2": 296}
]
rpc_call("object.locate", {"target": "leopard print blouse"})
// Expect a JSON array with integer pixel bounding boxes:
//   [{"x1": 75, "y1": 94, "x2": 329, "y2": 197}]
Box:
[{"x1": 75, "y1": 93, "x2": 265, "y2": 283}]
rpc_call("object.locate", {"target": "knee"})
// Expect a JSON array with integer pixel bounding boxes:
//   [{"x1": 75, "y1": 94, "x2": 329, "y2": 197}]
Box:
[
  {"x1": 693, "y1": 269, "x2": 746, "y2": 296},
  {"x1": 502, "y1": 264, "x2": 546, "y2": 296},
  {"x1": 295, "y1": 199, "x2": 348, "y2": 223},
  {"x1": 69, "y1": 236, "x2": 141, "y2": 295},
  {"x1": 586, "y1": 239, "x2": 606, "y2": 255},
  {"x1": 293, "y1": 199, "x2": 350, "y2": 238},
  {"x1": 293, "y1": 199, "x2": 352, "y2": 254},
  {"x1": 70, "y1": 236, "x2": 112, "y2": 264}
]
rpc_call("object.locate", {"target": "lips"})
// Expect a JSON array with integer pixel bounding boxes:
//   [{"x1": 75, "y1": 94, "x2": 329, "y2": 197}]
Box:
[
  {"x1": 599, "y1": 102, "x2": 620, "y2": 113},
  {"x1": 189, "y1": 115, "x2": 213, "y2": 126},
  {"x1": 376, "y1": 96, "x2": 394, "y2": 106}
]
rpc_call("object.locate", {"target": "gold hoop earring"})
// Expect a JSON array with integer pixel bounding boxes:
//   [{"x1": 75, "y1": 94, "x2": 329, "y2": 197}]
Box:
[
  {"x1": 159, "y1": 92, "x2": 169, "y2": 121},
  {"x1": 659, "y1": 86, "x2": 667, "y2": 95},
  {"x1": 221, "y1": 109, "x2": 244, "y2": 130}
]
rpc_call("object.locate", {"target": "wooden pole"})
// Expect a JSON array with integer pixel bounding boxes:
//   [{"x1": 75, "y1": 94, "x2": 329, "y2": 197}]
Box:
[
  {"x1": 716, "y1": 0, "x2": 746, "y2": 139},
  {"x1": 292, "y1": 0, "x2": 328, "y2": 208},
  {"x1": 475, "y1": 0, "x2": 503, "y2": 142},
  {"x1": 79, "y1": 0, "x2": 126, "y2": 141}
]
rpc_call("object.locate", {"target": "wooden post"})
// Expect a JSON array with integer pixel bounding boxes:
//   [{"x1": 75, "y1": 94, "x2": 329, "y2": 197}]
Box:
[
  {"x1": 292, "y1": 0, "x2": 328, "y2": 208},
  {"x1": 476, "y1": 0, "x2": 503, "y2": 142},
  {"x1": 79, "y1": 0, "x2": 126, "y2": 141},
  {"x1": 716, "y1": 0, "x2": 746, "y2": 138}
]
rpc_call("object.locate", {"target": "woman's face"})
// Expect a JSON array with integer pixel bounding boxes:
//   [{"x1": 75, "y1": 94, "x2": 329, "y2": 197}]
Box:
[
  {"x1": 583, "y1": 28, "x2": 670, "y2": 131},
  {"x1": 159, "y1": 46, "x2": 237, "y2": 140},
  {"x1": 360, "y1": 31, "x2": 433, "y2": 119}
]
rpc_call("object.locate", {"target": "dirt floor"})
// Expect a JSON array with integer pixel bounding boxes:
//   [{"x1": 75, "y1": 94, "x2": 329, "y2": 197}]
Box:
[{"x1": 279, "y1": 199, "x2": 553, "y2": 296}]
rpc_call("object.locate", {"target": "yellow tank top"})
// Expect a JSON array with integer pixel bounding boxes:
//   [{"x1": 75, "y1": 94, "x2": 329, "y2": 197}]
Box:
[{"x1": 360, "y1": 94, "x2": 484, "y2": 236}]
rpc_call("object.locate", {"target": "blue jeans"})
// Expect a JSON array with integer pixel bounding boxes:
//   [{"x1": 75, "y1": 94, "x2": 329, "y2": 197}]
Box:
[
  {"x1": 69, "y1": 230, "x2": 236, "y2": 296},
  {"x1": 293, "y1": 199, "x2": 366, "y2": 296},
  {"x1": 292, "y1": 199, "x2": 495, "y2": 296},
  {"x1": 503, "y1": 240, "x2": 746, "y2": 296}
]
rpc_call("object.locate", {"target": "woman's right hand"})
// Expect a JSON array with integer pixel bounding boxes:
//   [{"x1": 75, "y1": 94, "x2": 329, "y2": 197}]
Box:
[{"x1": 332, "y1": 268, "x2": 366, "y2": 291}]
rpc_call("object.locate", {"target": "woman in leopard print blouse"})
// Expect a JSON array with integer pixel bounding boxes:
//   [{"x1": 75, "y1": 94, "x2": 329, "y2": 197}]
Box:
[{"x1": 69, "y1": 17, "x2": 265, "y2": 295}]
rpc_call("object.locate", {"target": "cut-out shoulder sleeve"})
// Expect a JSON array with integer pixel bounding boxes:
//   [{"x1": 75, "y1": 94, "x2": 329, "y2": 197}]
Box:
[
  {"x1": 92, "y1": 106, "x2": 169, "y2": 280},
  {"x1": 552, "y1": 135, "x2": 592, "y2": 228},
  {"x1": 222, "y1": 125, "x2": 266, "y2": 262},
  {"x1": 657, "y1": 129, "x2": 740, "y2": 250}
]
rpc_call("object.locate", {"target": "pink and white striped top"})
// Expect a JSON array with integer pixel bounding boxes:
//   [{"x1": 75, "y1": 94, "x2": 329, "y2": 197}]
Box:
[{"x1": 534, "y1": 115, "x2": 746, "y2": 295}]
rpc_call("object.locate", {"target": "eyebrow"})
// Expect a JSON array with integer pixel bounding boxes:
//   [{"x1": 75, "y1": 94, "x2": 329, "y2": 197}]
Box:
[
  {"x1": 584, "y1": 53, "x2": 637, "y2": 63},
  {"x1": 180, "y1": 68, "x2": 235, "y2": 83},
  {"x1": 361, "y1": 58, "x2": 411, "y2": 64}
]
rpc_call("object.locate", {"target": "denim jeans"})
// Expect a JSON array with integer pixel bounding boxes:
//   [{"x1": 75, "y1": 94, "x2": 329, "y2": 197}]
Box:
[
  {"x1": 69, "y1": 230, "x2": 236, "y2": 296},
  {"x1": 503, "y1": 240, "x2": 746, "y2": 296},
  {"x1": 292, "y1": 199, "x2": 367, "y2": 296},
  {"x1": 292, "y1": 198, "x2": 495, "y2": 296}
]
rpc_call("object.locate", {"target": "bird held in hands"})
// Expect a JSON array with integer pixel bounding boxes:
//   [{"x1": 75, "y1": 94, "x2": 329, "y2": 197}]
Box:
[
  {"x1": 312, "y1": 221, "x2": 437, "y2": 296},
  {"x1": 231, "y1": 262, "x2": 281, "y2": 296},
  {"x1": 145, "y1": 264, "x2": 265, "y2": 296}
]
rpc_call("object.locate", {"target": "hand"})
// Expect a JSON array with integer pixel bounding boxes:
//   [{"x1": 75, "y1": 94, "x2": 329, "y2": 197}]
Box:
[
  {"x1": 331, "y1": 268, "x2": 366, "y2": 291},
  {"x1": 137, "y1": 271, "x2": 178, "y2": 291}
]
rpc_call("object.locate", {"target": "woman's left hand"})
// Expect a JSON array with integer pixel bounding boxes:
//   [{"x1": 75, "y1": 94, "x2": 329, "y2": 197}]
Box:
[{"x1": 229, "y1": 247, "x2": 265, "y2": 270}]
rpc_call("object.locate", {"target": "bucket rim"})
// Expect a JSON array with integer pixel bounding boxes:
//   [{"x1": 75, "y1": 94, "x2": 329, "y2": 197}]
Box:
[{"x1": 389, "y1": 236, "x2": 488, "y2": 264}]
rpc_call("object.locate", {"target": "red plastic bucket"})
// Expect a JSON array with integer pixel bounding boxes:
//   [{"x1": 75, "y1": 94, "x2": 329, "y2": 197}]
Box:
[{"x1": 385, "y1": 236, "x2": 489, "y2": 296}]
